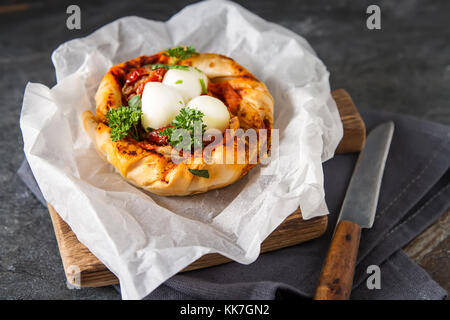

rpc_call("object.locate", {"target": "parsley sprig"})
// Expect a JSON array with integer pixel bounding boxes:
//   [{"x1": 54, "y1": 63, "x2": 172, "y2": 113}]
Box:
[
  {"x1": 106, "y1": 95, "x2": 142, "y2": 142},
  {"x1": 162, "y1": 107, "x2": 206, "y2": 150},
  {"x1": 162, "y1": 46, "x2": 198, "y2": 63},
  {"x1": 199, "y1": 78, "x2": 207, "y2": 94},
  {"x1": 151, "y1": 64, "x2": 190, "y2": 71},
  {"x1": 188, "y1": 169, "x2": 210, "y2": 178}
]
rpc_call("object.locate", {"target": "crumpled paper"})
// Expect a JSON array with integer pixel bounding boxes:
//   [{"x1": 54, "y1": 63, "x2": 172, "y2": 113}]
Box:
[{"x1": 20, "y1": 0, "x2": 343, "y2": 299}]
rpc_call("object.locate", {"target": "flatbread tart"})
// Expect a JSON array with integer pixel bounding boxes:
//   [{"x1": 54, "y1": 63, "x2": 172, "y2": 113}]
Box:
[{"x1": 82, "y1": 47, "x2": 274, "y2": 196}]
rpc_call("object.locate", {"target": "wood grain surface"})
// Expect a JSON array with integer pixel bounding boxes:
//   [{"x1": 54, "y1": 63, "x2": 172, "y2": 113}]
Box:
[
  {"x1": 333, "y1": 89, "x2": 366, "y2": 153},
  {"x1": 47, "y1": 89, "x2": 366, "y2": 287},
  {"x1": 314, "y1": 220, "x2": 361, "y2": 300},
  {"x1": 404, "y1": 210, "x2": 450, "y2": 261}
]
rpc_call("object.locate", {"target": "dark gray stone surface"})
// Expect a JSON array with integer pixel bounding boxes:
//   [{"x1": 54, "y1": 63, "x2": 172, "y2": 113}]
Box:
[{"x1": 0, "y1": 0, "x2": 448, "y2": 299}]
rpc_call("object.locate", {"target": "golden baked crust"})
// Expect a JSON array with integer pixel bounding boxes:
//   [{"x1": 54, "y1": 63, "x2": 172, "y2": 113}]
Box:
[{"x1": 82, "y1": 52, "x2": 274, "y2": 196}]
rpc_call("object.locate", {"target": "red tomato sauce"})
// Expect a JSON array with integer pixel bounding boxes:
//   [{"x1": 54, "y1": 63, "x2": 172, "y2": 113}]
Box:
[
  {"x1": 135, "y1": 68, "x2": 167, "y2": 95},
  {"x1": 207, "y1": 82, "x2": 241, "y2": 114}
]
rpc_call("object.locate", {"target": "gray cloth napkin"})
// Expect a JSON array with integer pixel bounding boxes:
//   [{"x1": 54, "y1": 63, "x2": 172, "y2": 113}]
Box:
[{"x1": 18, "y1": 110, "x2": 449, "y2": 300}]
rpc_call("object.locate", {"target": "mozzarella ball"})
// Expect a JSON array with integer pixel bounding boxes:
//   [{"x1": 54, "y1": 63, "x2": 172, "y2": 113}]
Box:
[
  {"x1": 141, "y1": 82, "x2": 185, "y2": 130},
  {"x1": 186, "y1": 95, "x2": 230, "y2": 132},
  {"x1": 162, "y1": 67, "x2": 208, "y2": 103}
]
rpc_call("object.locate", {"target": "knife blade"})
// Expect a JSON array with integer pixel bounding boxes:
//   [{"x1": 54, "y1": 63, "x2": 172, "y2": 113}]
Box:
[{"x1": 314, "y1": 121, "x2": 394, "y2": 300}]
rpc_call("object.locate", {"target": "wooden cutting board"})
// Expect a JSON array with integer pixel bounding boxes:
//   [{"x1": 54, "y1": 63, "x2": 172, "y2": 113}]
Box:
[{"x1": 47, "y1": 89, "x2": 365, "y2": 287}]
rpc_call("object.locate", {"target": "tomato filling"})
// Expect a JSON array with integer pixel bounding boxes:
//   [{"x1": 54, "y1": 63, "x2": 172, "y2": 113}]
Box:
[
  {"x1": 206, "y1": 82, "x2": 241, "y2": 115},
  {"x1": 144, "y1": 126, "x2": 171, "y2": 146},
  {"x1": 119, "y1": 56, "x2": 243, "y2": 150},
  {"x1": 122, "y1": 66, "x2": 167, "y2": 100},
  {"x1": 125, "y1": 67, "x2": 148, "y2": 84}
]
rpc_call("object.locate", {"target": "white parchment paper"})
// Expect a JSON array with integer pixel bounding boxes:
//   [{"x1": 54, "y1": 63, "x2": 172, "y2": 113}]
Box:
[{"x1": 20, "y1": 0, "x2": 342, "y2": 299}]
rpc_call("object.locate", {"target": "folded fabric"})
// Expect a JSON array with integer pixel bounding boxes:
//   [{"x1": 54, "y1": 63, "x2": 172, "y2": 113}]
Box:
[{"x1": 18, "y1": 109, "x2": 449, "y2": 300}]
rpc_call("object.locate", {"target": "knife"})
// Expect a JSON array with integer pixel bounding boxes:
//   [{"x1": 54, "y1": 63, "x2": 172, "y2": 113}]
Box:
[{"x1": 314, "y1": 121, "x2": 394, "y2": 300}]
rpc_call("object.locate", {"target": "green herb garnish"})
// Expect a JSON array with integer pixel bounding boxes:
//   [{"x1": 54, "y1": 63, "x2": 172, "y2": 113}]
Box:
[
  {"x1": 199, "y1": 78, "x2": 207, "y2": 94},
  {"x1": 162, "y1": 107, "x2": 206, "y2": 150},
  {"x1": 162, "y1": 46, "x2": 198, "y2": 63},
  {"x1": 151, "y1": 64, "x2": 190, "y2": 71},
  {"x1": 188, "y1": 169, "x2": 209, "y2": 178},
  {"x1": 175, "y1": 80, "x2": 183, "y2": 84},
  {"x1": 106, "y1": 95, "x2": 142, "y2": 142},
  {"x1": 127, "y1": 95, "x2": 141, "y2": 109}
]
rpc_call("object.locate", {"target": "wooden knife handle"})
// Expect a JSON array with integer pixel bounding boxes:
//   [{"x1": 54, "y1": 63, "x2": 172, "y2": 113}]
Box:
[{"x1": 314, "y1": 220, "x2": 361, "y2": 300}]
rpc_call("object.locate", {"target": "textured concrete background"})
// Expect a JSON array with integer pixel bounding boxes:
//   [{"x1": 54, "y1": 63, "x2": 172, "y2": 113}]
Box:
[{"x1": 0, "y1": 0, "x2": 448, "y2": 299}]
